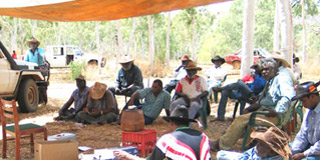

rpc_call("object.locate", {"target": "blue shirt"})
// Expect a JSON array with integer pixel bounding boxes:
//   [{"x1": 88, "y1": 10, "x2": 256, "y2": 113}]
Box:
[
  {"x1": 291, "y1": 102, "x2": 320, "y2": 156},
  {"x1": 25, "y1": 48, "x2": 45, "y2": 65},
  {"x1": 71, "y1": 87, "x2": 89, "y2": 110},
  {"x1": 247, "y1": 75, "x2": 266, "y2": 95},
  {"x1": 217, "y1": 148, "x2": 284, "y2": 160},
  {"x1": 137, "y1": 88, "x2": 170, "y2": 119},
  {"x1": 258, "y1": 70, "x2": 295, "y2": 124},
  {"x1": 116, "y1": 64, "x2": 144, "y2": 89}
]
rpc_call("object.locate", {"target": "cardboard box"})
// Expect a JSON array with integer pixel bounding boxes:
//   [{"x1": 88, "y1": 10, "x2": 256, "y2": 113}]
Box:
[{"x1": 34, "y1": 140, "x2": 78, "y2": 160}]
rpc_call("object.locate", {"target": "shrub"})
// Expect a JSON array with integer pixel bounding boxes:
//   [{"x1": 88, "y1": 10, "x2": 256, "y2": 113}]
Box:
[{"x1": 68, "y1": 61, "x2": 86, "y2": 80}]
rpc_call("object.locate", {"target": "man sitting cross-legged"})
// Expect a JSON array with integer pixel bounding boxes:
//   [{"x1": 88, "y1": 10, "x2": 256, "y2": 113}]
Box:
[
  {"x1": 210, "y1": 57, "x2": 295, "y2": 151},
  {"x1": 212, "y1": 64, "x2": 266, "y2": 121},
  {"x1": 76, "y1": 82, "x2": 118, "y2": 125},
  {"x1": 170, "y1": 60, "x2": 208, "y2": 119}
]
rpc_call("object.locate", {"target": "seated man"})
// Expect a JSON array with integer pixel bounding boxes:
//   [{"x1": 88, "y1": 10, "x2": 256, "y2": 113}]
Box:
[
  {"x1": 206, "y1": 55, "x2": 227, "y2": 99},
  {"x1": 109, "y1": 55, "x2": 144, "y2": 97},
  {"x1": 170, "y1": 60, "x2": 208, "y2": 119},
  {"x1": 217, "y1": 126, "x2": 291, "y2": 160},
  {"x1": 55, "y1": 75, "x2": 89, "y2": 121},
  {"x1": 211, "y1": 58, "x2": 295, "y2": 151},
  {"x1": 123, "y1": 79, "x2": 170, "y2": 125},
  {"x1": 164, "y1": 54, "x2": 191, "y2": 94},
  {"x1": 77, "y1": 82, "x2": 118, "y2": 125},
  {"x1": 114, "y1": 105, "x2": 211, "y2": 160},
  {"x1": 291, "y1": 81, "x2": 320, "y2": 160},
  {"x1": 212, "y1": 64, "x2": 266, "y2": 121}
]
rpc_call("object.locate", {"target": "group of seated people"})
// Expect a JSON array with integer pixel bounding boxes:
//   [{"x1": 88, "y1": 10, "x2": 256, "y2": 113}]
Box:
[{"x1": 54, "y1": 51, "x2": 318, "y2": 159}]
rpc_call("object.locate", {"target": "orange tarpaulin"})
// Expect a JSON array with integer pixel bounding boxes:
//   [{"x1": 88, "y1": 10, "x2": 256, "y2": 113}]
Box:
[{"x1": 0, "y1": 0, "x2": 231, "y2": 22}]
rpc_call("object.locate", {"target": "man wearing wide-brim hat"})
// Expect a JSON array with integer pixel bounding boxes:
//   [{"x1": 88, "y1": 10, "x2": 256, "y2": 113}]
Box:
[
  {"x1": 206, "y1": 55, "x2": 227, "y2": 100},
  {"x1": 291, "y1": 81, "x2": 320, "y2": 160},
  {"x1": 24, "y1": 37, "x2": 46, "y2": 66},
  {"x1": 76, "y1": 82, "x2": 118, "y2": 125},
  {"x1": 217, "y1": 126, "x2": 291, "y2": 160},
  {"x1": 108, "y1": 55, "x2": 143, "y2": 97},
  {"x1": 170, "y1": 60, "x2": 209, "y2": 120},
  {"x1": 114, "y1": 105, "x2": 211, "y2": 160},
  {"x1": 164, "y1": 54, "x2": 191, "y2": 94}
]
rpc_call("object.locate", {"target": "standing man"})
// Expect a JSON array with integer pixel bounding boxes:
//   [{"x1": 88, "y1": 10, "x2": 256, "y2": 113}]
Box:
[
  {"x1": 170, "y1": 60, "x2": 208, "y2": 119},
  {"x1": 211, "y1": 58, "x2": 295, "y2": 151},
  {"x1": 164, "y1": 54, "x2": 191, "y2": 94},
  {"x1": 114, "y1": 105, "x2": 211, "y2": 160},
  {"x1": 55, "y1": 75, "x2": 89, "y2": 121},
  {"x1": 109, "y1": 55, "x2": 143, "y2": 97},
  {"x1": 25, "y1": 37, "x2": 45, "y2": 66},
  {"x1": 291, "y1": 81, "x2": 320, "y2": 160},
  {"x1": 124, "y1": 79, "x2": 170, "y2": 125},
  {"x1": 77, "y1": 82, "x2": 118, "y2": 125}
]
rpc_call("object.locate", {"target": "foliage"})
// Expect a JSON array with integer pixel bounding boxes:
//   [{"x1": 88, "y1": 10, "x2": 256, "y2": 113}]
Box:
[{"x1": 68, "y1": 61, "x2": 86, "y2": 80}]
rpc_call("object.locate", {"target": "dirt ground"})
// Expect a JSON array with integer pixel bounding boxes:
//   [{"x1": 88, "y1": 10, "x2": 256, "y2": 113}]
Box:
[{"x1": 0, "y1": 65, "x2": 304, "y2": 160}]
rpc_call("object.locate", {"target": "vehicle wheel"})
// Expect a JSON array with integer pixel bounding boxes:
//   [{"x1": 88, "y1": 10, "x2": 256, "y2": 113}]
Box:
[
  {"x1": 17, "y1": 79, "x2": 39, "y2": 113},
  {"x1": 87, "y1": 60, "x2": 98, "y2": 66},
  {"x1": 232, "y1": 61, "x2": 241, "y2": 69}
]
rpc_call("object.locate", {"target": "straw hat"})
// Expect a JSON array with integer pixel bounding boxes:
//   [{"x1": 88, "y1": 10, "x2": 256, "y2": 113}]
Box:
[
  {"x1": 163, "y1": 105, "x2": 196, "y2": 123},
  {"x1": 269, "y1": 52, "x2": 291, "y2": 68},
  {"x1": 179, "y1": 54, "x2": 191, "y2": 61},
  {"x1": 250, "y1": 126, "x2": 291, "y2": 158},
  {"x1": 26, "y1": 37, "x2": 40, "y2": 48},
  {"x1": 119, "y1": 55, "x2": 134, "y2": 64},
  {"x1": 89, "y1": 82, "x2": 107, "y2": 99},
  {"x1": 185, "y1": 61, "x2": 202, "y2": 70},
  {"x1": 292, "y1": 81, "x2": 320, "y2": 100},
  {"x1": 211, "y1": 55, "x2": 225, "y2": 64}
]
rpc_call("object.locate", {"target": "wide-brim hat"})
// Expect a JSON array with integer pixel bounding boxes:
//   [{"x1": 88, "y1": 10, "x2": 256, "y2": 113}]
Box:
[
  {"x1": 269, "y1": 52, "x2": 291, "y2": 68},
  {"x1": 211, "y1": 55, "x2": 225, "y2": 64},
  {"x1": 179, "y1": 54, "x2": 191, "y2": 61},
  {"x1": 75, "y1": 74, "x2": 85, "y2": 81},
  {"x1": 292, "y1": 81, "x2": 320, "y2": 100},
  {"x1": 26, "y1": 37, "x2": 40, "y2": 48},
  {"x1": 250, "y1": 126, "x2": 291, "y2": 158},
  {"x1": 89, "y1": 82, "x2": 107, "y2": 99},
  {"x1": 119, "y1": 55, "x2": 134, "y2": 64},
  {"x1": 163, "y1": 105, "x2": 196, "y2": 123},
  {"x1": 185, "y1": 60, "x2": 202, "y2": 70}
]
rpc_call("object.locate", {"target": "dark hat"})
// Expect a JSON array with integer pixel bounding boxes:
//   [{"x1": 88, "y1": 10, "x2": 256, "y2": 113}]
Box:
[
  {"x1": 251, "y1": 126, "x2": 291, "y2": 158},
  {"x1": 211, "y1": 56, "x2": 225, "y2": 64},
  {"x1": 185, "y1": 60, "x2": 202, "y2": 71},
  {"x1": 292, "y1": 81, "x2": 320, "y2": 100},
  {"x1": 75, "y1": 74, "x2": 85, "y2": 81},
  {"x1": 163, "y1": 105, "x2": 196, "y2": 123},
  {"x1": 179, "y1": 54, "x2": 191, "y2": 61}
]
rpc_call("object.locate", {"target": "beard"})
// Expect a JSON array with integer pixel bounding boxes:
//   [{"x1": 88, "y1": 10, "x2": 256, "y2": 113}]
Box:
[{"x1": 123, "y1": 63, "x2": 132, "y2": 71}]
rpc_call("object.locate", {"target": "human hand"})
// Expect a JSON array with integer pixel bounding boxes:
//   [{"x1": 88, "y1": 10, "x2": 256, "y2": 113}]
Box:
[
  {"x1": 88, "y1": 109, "x2": 100, "y2": 116},
  {"x1": 113, "y1": 150, "x2": 137, "y2": 160},
  {"x1": 83, "y1": 108, "x2": 88, "y2": 113},
  {"x1": 115, "y1": 88, "x2": 122, "y2": 94},
  {"x1": 292, "y1": 153, "x2": 305, "y2": 160}
]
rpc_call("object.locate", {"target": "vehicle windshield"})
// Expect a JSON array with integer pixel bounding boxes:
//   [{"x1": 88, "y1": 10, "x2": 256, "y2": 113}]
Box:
[
  {"x1": 73, "y1": 47, "x2": 83, "y2": 56},
  {"x1": 258, "y1": 48, "x2": 270, "y2": 57}
]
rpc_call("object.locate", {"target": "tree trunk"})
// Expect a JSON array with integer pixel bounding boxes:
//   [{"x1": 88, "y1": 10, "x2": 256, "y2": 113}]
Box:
[
  {"x1": 240, "y1": 0, "x2": 256, "y2": 78},
  {"x1": 19, "y1": 18, "x2": 24, "y2": 56},
  {"x1": 273, "y1": 0, "x2": 280, "y2": 52},
  {"x1": 32, "y1": 20, "x2": 37, "y2": 37},
  {"x1": 301, "y1": 0, "x2": 306, "y2": 63},
  {"x1": 117, "y1": 20, "x2": 124, "y2": 56},
  {"x1": 127, "y1": 18, "x2": 136, "y2": 56},
  {"x1": 278, "y1": 0, "x2": 294, "y2": 67},
  {"x1": 148, "y1": 15, "x2": 155, "y2": 76},
  {"x1": 95, "y1": 21, "x2": 100, "y2": 52},
  {"x1": 166, "y1": 12, "x2": 171, "y2": 69},
  {"x1": 12, "y1": 18, "x2": 17, "y2": 52},
  {"x1": 192, "y1": 14, "x2": 196, "y2": 61}
]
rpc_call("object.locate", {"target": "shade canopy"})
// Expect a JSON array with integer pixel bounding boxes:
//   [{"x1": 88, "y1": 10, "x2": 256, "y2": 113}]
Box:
[{"x1": 0, "y1": 0, "x2": 231, "y2": 22}]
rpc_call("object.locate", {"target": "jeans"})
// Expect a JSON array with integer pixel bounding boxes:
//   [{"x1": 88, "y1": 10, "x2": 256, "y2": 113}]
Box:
[{"x1": 217, "y1": 80, "x2": 253, "y2": 120}]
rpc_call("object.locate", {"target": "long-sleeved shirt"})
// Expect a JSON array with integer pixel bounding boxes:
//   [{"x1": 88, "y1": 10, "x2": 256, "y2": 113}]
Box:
[
  {"x1": 291, "y1": 102, "x2": 320, "y2": 156},
  {"x1": 258, "y1": 70, "x2": 295, "y2": 124},
  {"x1": 247, "y1": 75, "x2": 266, "y2": 95},
  {"x1": 116, "y1": 64, "x2": 144, "y2": 89},
  {"x1": 217, "y1": 147, "x2": 284, "y2": 160}
]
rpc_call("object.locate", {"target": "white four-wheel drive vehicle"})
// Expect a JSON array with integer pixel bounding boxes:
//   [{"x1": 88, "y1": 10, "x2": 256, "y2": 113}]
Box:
[
  {"x1": 0, "y1": 42, "x2": 49, "y2": 112},
  {"x1": 45, "y1": 45, "x2": 106, "y2": 68}
]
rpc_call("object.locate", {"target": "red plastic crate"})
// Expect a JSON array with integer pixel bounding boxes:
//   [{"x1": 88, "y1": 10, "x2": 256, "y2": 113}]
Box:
[{"x1": 122, "y1": 129, "x2": 157, "y2": 157}]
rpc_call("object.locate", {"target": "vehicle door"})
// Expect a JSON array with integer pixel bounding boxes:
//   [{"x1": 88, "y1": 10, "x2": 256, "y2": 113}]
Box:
[
  {"x1": 50, "y1": 46, "x2": 67, "y2": 67},
  {"x1": 0, "y1": 50, "x2": 10, "y2": 93}
]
